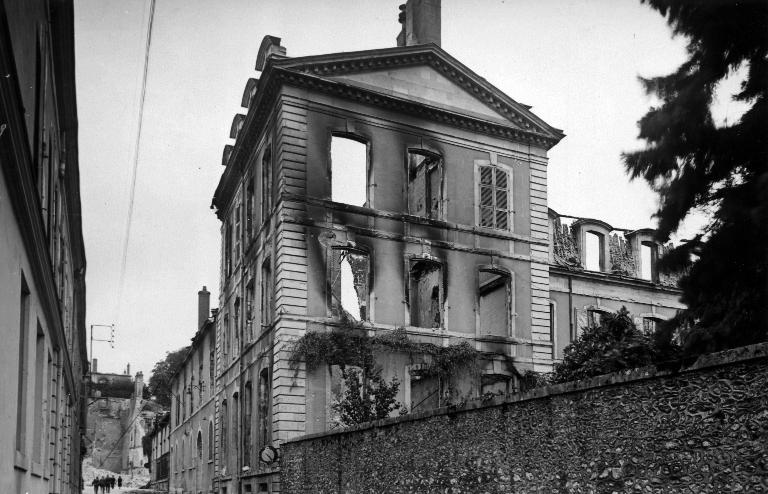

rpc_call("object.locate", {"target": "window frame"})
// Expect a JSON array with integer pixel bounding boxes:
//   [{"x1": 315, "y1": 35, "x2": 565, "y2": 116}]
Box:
[{"x1": 474, "y1": 160, "x2": 513, "y2": 231}]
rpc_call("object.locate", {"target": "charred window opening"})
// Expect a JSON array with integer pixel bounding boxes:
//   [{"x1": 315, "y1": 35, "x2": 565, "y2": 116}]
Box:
[
  {"x1": 331, "y1": 135, "x2": 367, "y2": 207},
  {"x1": 585, "y1": 231, "x2": 604, "y2": 271},
  {"x1": 408, "y1": 150, "x2": 442, "y2": 219},
  {"x1": 261, "y1": 258, "x2": 273, "y2": 330},
  {"x1": 478, "y1": 164, "x2": 511, "y2": 230},
  {"x1": 640, "y1": 241, "x2": 657, "y2": 281},
  {"x1": 478, "y1": 269, "x2": 511, "y2": 337},
  {"x1": 261, "y1": 147, "x2": 272, "y2": 226},
  {"x1": 408, "y1": 259, "x2": 443, "y2": 328},
  {"x1": 330, "y1": 248, "x2": 370, "y2": 321}
]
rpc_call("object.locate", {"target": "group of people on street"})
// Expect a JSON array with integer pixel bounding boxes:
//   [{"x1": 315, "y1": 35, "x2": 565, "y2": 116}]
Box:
[{"x1": 91, "y1": 475, "x2": 122, "y2": 493}]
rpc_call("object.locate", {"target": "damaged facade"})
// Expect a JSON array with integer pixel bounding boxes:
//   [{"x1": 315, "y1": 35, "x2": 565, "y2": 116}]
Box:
[{"x1": 162, "y1": 1, "x2": 683, "y2": 492}]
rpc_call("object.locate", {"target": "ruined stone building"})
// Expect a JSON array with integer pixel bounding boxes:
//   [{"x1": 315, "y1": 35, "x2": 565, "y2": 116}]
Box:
[
  {"x1": 0, "y1": 1, "x2": 87, "y2": 493},
  {"x1": 161, "y1": 1, "x2": 683, "y2": 493},
  {"x1": 85, "y1": 369, "x2": 160, "y2": 477}
]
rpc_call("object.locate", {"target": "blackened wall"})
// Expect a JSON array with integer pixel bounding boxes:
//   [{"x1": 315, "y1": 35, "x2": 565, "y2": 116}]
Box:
[{"x1": 281, "y1": 343, "x2": 768, "y2": 493}]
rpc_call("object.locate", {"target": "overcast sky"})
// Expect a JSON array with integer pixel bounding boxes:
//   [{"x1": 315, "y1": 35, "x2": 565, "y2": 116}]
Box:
[{"x1": 74, "y1": 0, "x2": 743, "y2": 378}]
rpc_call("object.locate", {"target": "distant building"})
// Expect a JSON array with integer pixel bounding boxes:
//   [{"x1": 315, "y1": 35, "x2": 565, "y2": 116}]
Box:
[
  {"x1": 166, "y1": 287, "x2": 218, "y2": 494},
  {"x1": 85, "y1": 370, "x2": 160, "y2": 476},
  {"x1": 0, "y1": 1, "x2": 87, "y2": 493},
  {"x1": 164, "y1": 1, "x2": 685, "y2": 493}
]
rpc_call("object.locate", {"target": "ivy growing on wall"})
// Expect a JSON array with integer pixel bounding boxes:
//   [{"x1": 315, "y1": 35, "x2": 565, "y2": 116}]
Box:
[{"x1": 289, "y1": 322, "x2": 479, "y2": 382}]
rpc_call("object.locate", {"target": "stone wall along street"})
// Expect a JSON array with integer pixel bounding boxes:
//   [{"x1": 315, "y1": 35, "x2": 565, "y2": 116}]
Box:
[{"x1": 281, "y1": 343, "x2": 768, "y2": 493}]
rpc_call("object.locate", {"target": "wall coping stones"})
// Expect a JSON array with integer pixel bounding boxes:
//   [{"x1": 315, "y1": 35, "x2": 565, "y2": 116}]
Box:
[{"x1": 284, "y1": 341, "x2": 768, "y2": 445}]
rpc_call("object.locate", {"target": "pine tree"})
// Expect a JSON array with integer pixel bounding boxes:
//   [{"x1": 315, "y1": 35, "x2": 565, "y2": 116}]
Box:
[{"x1": 623, "y1": 0, "x2": 768, "y2": 354}]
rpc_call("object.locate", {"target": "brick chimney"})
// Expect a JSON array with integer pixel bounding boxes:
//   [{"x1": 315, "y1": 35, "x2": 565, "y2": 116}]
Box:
[
  {"x1": 198, "y1": 286, "x2": 211, "y2": 330},
  {"x1": 397, "y1": 0, "x2": 441, "y2": 47}
]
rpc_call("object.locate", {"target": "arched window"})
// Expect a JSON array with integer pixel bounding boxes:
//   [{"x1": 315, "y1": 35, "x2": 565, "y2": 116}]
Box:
[{"x1": 330, "y1": 135, "x2": 368, "y2": 207}]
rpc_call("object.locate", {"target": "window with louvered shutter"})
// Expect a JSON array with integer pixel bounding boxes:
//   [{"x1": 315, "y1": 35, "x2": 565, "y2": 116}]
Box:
[{"x1": 478, "y1": 165, "x2": 511, "y2": 230}]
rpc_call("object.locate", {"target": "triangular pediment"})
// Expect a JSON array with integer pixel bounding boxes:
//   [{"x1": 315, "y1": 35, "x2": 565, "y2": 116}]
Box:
[
  {"x1": 328, "y1": 65, "x2": 512, "y2": 124},
  {"x1": 265, "y1": 44, "x2": 564, "y2": 147}
]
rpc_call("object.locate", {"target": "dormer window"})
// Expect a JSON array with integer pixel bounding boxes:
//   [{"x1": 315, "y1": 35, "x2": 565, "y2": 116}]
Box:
[
  {"x1": 407, "y1": 150, "x2": 442, "y2": 219},
  {"x1": 331, "y1": 134, "x2": 368, "y2": 207}
]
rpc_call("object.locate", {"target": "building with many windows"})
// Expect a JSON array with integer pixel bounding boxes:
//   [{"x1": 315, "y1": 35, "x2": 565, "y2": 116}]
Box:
[
  {"x1": 0, "y1": 1, "x2": 87, "y2": 493},
  {"x1": 159, "y1": 1, "x2": 684, "y2": 492}
]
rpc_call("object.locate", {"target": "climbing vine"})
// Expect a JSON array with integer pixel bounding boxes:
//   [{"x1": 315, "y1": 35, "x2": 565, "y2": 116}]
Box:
[{"x1": 289, "y1": 323, "x2": 480, "y2": 382}]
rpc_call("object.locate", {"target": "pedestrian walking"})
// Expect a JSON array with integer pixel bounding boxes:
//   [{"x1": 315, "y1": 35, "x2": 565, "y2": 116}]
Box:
[
  {"x1": 117, "y1": 476, "x2": 123, "y2": 489},
  {"x1": 105, "y1": 475, "x2": 111, "y2": 493},
  {"x1": 91, "y1": 476, "x2": 99, "y2": 494}
]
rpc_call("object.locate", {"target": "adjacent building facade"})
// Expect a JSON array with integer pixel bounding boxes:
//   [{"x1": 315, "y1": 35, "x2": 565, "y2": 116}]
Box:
[
  {"x1": 0, "y1": 1, "x2": 87, "y2": 493},
  {"x1": 167, "y1": 287, "x2": 219, "y2": 494},
  {"x1": 159, "y1": 1, "x2": 683, "y2": 493}
]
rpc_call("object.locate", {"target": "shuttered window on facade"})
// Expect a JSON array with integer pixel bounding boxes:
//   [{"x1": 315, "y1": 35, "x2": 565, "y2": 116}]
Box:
[{"x1": 478, "y1": 165, "x2": 511, "y2": 230}]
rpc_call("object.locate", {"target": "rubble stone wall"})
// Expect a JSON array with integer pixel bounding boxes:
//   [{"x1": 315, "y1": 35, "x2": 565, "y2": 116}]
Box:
[{"x1": 281, "y1": 343, "x2": 768, "y2": 493}]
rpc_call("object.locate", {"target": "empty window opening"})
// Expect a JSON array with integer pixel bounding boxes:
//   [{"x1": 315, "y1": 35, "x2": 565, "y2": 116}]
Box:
[
  {"x1": 245, "y1": 280, "x2": 255, "y2": 341},
  {"x1": 640, "y1": 241, "x2": 657, "y2": 281},
  {"x1": 408, "y1": 150, "x2": 442, "y2": 219},
  {"x1": 330, "y1": 249, "x2": 370, "y2": 321},
  {"x1": 584, "y1": 231, "x2": 604, "y2": 271},
  {"x1": 246, "y1": 177, "x2": 255, "y2": 240},
  {"x1": 478, "y1": 269, "x2": 511, "y2": 337},
  {"x1": 331, "y1": 135, "x2": 367, "y2": 207},
  {"x1": 409, "y1": 260, "x2": 443, "y2": 328},
  {"x1": 478, "y1": 164, "x2": 511, "y2": 230}
]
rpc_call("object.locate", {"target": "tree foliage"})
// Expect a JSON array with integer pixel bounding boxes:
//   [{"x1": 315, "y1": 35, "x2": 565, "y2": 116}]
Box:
[
  {"x1": 623, "y1": 1, "x2": 768, "y2": 354},
  {"x1": 148, "y1": 346, "x2": 189, "y2": 407},
  {"x1": 551, "y1": 308, "x2": 679, "y2": 383},
  {"x1": 332, "y1": 367, "x2": 402, "y2": 426}
]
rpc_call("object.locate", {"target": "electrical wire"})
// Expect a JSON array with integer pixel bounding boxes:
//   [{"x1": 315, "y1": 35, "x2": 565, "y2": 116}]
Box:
[{"x1": 116, "y1": 0, "x2": 157, "y2": 327}]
